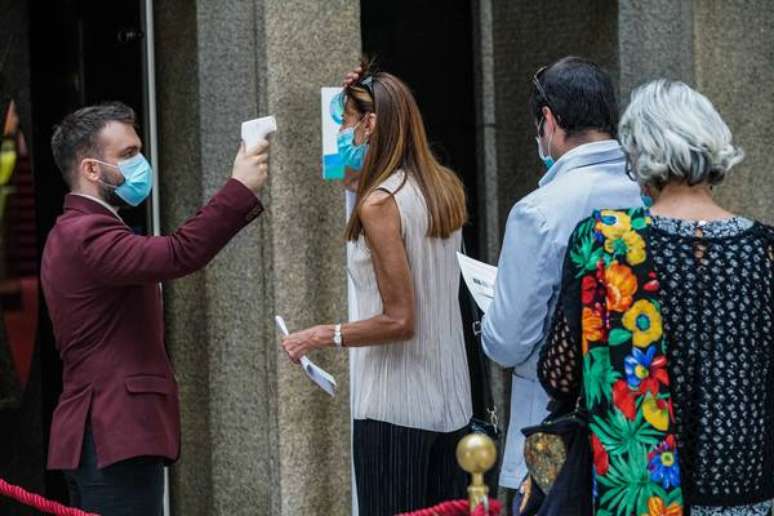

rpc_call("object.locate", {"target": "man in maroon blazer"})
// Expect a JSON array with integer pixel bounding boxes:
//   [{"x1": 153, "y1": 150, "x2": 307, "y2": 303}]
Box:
[{"x1": 41, "y1": 102, "x2": 269, "y2": 515}]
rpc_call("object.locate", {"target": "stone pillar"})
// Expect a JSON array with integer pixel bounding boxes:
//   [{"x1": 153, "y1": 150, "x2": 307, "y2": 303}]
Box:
[
  {"x1": 618, "y1": 0, "x2": 773, "y2": 224},
  {"x1": 155, "y1": 1, "x2": 359, "y2": 514},
  {"x1": 484, "y1": 0, "x2": 619, "y2": 246},
  {"x1": 617, "y1": 0, "x2": 695, "y2": 100},
  {"x1": 471, "y1": 0, "x2": 500, "y2": 262},
  {"x1": 693, "y1": 1, "x2": 774, "y2": 224}
]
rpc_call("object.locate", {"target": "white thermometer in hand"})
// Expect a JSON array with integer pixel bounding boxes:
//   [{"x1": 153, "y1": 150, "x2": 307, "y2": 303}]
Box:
[{"x1": 242, "y1": 116, "x2": 277, "y2": 148}]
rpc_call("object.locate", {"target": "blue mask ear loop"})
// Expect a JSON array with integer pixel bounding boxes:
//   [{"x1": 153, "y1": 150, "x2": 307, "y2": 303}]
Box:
[
  {"x1": 84, "y1": 158, "x2": 123, "y2": 189},
  {"x1": 540, "y1": 118, "x2": 554, "y2": 157},
  {"x1": 353, "y1": 114, "x2": 370, "y2": 145},
  {"x1": 640, "y1": 183, "x2": 655, "y2": 208},
  {"x1": 537, "y1": 118, "x2": 555, "y2": 169}
]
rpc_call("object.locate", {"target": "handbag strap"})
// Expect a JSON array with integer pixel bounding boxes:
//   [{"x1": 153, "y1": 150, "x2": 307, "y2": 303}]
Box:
[{"x1": 461, "y1": 241, "x2": 499, "y2": 428}]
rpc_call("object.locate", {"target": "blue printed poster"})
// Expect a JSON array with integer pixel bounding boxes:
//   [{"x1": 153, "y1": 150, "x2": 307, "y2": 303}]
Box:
[{"x1": 321, "y1": 87, "x2": 345, "y2": 180}]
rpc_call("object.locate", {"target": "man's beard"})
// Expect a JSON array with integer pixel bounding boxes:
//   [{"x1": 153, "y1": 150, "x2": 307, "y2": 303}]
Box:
[{"x1": 98, "y1": 169, "x2": 130, "y2": 209}]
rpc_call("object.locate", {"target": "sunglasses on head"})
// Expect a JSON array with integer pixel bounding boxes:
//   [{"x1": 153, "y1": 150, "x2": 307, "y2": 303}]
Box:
[
  {"x1": 357, "y1": 75, "x2": 375, "y2": 99},
  {"x1": 532, "y1": 65, "x2": 556, "y2": 115}
]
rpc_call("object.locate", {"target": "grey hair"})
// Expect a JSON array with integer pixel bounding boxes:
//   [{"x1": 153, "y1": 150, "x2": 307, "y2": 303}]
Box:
[{"x1": 618, "y1": 80, "x2": 744, "y2": 188}]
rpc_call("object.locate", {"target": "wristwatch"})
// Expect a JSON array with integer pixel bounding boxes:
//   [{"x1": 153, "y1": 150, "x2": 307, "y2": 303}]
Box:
[{"x1": 333, "y1": 323, "x2": 343, "y2": 348}]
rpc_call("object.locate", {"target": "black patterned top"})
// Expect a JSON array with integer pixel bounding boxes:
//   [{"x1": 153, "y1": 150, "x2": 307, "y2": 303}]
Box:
[{"x1": 538, "y1": 214, "x2": 774, "y2": 511}]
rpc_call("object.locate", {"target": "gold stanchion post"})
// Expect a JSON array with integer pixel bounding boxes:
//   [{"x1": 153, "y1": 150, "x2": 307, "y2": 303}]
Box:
[{"x1": 456, "y1": 433, "x2": 497, "y2": 514}]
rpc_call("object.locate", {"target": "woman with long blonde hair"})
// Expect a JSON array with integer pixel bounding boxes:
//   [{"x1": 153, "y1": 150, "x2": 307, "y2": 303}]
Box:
[{"x1": 282, "y1": 64, "x2": 473, "y2": 515}]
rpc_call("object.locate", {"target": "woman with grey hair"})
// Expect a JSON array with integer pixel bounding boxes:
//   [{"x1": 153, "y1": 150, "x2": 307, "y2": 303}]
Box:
[{"x1": 535, "y1": 80, "x2": 773, "y2": 515}]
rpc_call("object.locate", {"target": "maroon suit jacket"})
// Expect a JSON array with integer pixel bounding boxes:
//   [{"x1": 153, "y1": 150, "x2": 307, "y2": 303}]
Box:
[{"x1": 41, "y1": 179, "x2": 263, "y2": 470}]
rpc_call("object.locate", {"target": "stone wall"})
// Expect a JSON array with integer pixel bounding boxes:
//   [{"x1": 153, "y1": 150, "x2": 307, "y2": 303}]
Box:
[{"x1": 155, "y1": 1, "x2": 360, "y2": 513}]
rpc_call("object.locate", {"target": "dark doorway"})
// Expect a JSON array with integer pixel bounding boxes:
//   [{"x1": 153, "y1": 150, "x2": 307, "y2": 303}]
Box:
[
  {"x1": 360, "y1": 0, "x2": 480, "y2": 256},
  {"x1": 360, "y1": 0, "x2": 497, "y2": 491},
  {"x1": 0, "y1": 1, "x2": 151, "y2": 511}
]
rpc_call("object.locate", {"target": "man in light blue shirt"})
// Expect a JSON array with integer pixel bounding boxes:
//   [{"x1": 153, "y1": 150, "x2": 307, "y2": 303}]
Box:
[{"x1": 481, "y1": 57, "x2": 643, "y2": 495}]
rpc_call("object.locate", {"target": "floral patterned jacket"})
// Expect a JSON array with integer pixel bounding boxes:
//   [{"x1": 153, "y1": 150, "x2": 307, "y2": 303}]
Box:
[{"x1": 539, "y1": 208, "x2": 684, "y2": 516}]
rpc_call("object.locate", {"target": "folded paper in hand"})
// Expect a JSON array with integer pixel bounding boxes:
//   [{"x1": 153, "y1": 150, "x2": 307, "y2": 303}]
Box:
[
  {"x1": 457, "y1": 252, "x2": 498, "y2": 313},
  {"x1": 275, "y1": 315, "x2": 336, "y2": 397}
]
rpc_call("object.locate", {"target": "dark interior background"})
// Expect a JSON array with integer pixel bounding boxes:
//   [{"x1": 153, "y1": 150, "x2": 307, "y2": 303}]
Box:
[
  {"x1": 360, "y1": 0, "x2": 497, "y2": 489},
  {"x1": 1, "y1": 1, "x2": 149, "y2": 510}
]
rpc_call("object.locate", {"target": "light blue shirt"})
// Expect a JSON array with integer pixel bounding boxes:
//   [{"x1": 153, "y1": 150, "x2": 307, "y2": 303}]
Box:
[{"x1": 481, "y1": 140, "x2": 643, "y2": 489}]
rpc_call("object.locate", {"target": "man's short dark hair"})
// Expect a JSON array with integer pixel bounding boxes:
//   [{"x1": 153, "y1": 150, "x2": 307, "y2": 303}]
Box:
[
  {"x1": 50, "y1": 102, "x2": 136, "y2": 187},
  {"x1": 529, "y1": 56, "x2": 618, "y2": 139}
]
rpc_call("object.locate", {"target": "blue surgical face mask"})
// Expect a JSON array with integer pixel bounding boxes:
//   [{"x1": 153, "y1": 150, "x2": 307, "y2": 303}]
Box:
[
  {"x1": 93, "y1": 153, "x2": 153, "y2": 207},
  {"x1": 536, "y1": 118, "x2": 555, "y2": 170},
  {"x1": 640, "y1": 193, "x2": 654, "y2": 208},
  {"x1": 337, "y1": 121, "x2": 369, "y2": 172}
]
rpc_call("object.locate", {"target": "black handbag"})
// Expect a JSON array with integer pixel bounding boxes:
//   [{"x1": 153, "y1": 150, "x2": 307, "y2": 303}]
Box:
[
  {"x1": 460, "y1": 264, "x2": 502, "y2": 443},
  {"x1": 468, "y1": 318, "x2": 501, "y2": 443},
  {"x1": 514, "y1": 396, "x2": 593, "y2": 516},
  {"x1": 458, "y1": 247, "x2": 502, "y2": 496},
  {"x1": 463, "y1": 298, "x2": 502, "y2": 496}
]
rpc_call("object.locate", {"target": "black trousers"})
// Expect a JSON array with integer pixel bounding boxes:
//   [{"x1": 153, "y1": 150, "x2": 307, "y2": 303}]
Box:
[
  {"x1": 353, "y1": 418, "x2": 469, "y2": 516},
  {"x1": 64, "y1": 426, "x2": 164, "y2": 516}
]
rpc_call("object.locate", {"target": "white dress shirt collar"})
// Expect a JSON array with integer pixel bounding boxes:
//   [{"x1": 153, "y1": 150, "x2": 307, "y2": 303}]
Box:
[
  {"x1": 70, "y1": 193, "x2": 122, "y2": 219},
  {"x1": 538, "y1": 139, "x2": 624, "y2": 188}
]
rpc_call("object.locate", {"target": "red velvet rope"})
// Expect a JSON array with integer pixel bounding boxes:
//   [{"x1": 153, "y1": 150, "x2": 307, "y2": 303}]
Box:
[
  {"x1": 0, "y1": 478, "x2": 99, "y2": 515},
  {"x1": 398, "y1": 497, "x2": 502, "y2": 515},
  {"x1": 2, "y1": 475, "x2": 501, "y2": 516}
]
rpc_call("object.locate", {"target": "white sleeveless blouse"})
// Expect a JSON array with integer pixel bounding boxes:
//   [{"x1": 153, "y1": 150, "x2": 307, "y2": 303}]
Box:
[{"x1": 347, "y1": 171, "x2": 472, "y2": 432}]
